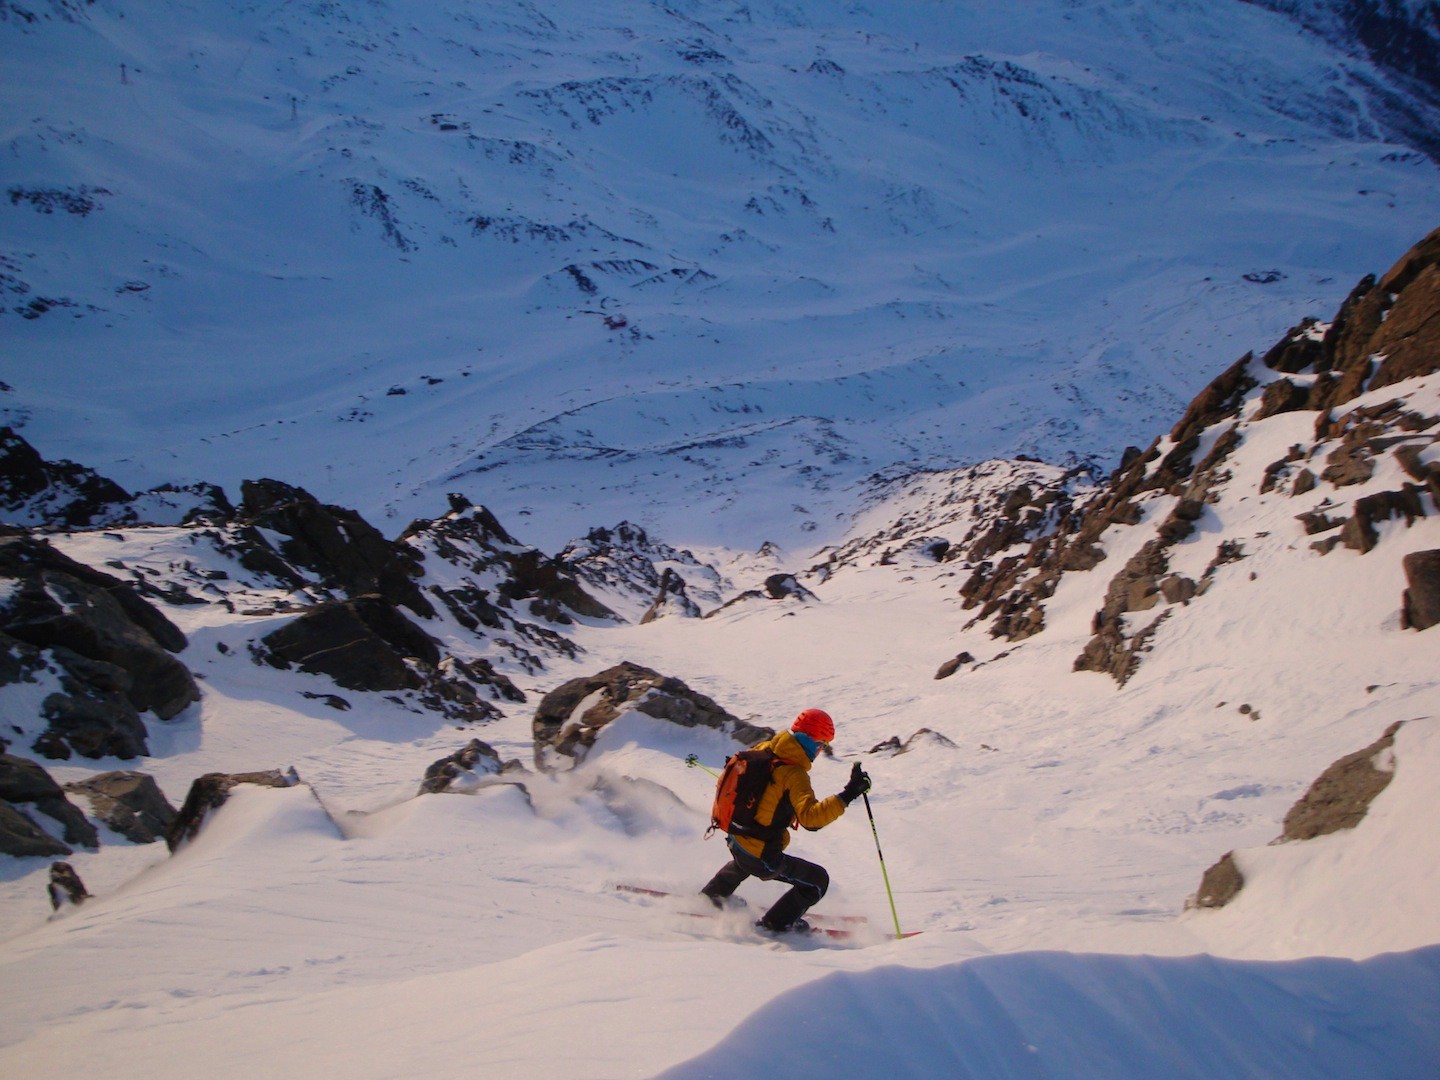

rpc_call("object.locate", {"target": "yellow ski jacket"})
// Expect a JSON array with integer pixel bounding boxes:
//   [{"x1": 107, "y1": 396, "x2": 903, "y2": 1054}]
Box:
[{"x1": 731, "y1": 729, "x2": 846, "y2": 858}]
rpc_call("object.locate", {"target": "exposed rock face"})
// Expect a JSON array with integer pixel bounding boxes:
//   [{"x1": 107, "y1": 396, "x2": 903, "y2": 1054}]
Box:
[
  {"x1": 258, "y1": 595, "x2": 518, "y2": 722},
  {"x1": 238, "y1": 479, "x2": 433, "y2": 617},
  {"x1": 65, "y1": 771, "x2": 176, "y2": 844},
  {"x1": 0, "y1": 753, "x2": 98, "y2": 854},
  {"x1": 260, "y1": 595, "x2": 438, "y2": 692},
  {"x1": 1401, "y1": 549, "x2": 1440, "y2": 630},
  {"x1": 1188, "y1": 722, "x2": 1404, "y2": 909},
  {"x1": 532, "y1": 661, "x2": 771, "y2": 766},
  {"x1": 165, "y1": 768, "x2": 298, "y2": 851},
  {"x1": 0, "y1": 800, "x2": 73, "y2": 857},
  {"x1": 956, "y1": 227, "x2": 1440, "y2": 685},
  {"x1": 559, "y1": 521, "x2": 723, "y2": 621},
  {"x1": 0, "y1": 533, "x2": 199, "y2": 758}
]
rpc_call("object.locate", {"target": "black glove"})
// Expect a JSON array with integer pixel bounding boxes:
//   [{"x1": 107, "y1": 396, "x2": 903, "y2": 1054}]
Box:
[{"x1": 839, "y1": 762, "x2": 871, "y2": 805}]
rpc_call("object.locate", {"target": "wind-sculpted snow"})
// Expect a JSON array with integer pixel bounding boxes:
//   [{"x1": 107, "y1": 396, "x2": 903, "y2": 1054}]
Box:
[{"x1": 658, "y1": 947, "x2": 1440, "y2": 1080}]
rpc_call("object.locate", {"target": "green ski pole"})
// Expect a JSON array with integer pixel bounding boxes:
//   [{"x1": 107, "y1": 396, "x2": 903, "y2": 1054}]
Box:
[
  {"x1": 685, "y1": 754, "x2": 719, "y2": 779},
  {"x1": 862, "y1": 791, "x2": 904, "y2": 940}
]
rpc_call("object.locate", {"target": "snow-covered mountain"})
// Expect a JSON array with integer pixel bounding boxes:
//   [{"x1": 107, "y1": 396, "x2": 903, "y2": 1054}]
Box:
[
  {"x1": 4, "y1": 0, "x2": 1440, "y2": 547},
  {"x1": 4, "y1": 3, "x2": 1440, "y2": 1075},
  {"x1": 1, "y1": 225, "x2": 1438, "y2": 1077}
]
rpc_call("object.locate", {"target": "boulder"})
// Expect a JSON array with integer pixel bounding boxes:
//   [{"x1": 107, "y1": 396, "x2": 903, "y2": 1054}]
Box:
[
  {"x1": 0, "y1": 537, "x2": 196, "y2": 759},
  {"x1": 934, "y1": 652, "x2": 975, "y2": 680},
  {"x1": 1281, "y1": 722, "x2": 1402, "y2": 842},
  {"x1": 47, "y1": 861, "x2": 90, "y2": 910},
  {"x1": 532, "y1": 661, "x2": 770, "y2": 766},
  {"x1": 165, "y1": 768, "x2": 298, "y2": 851},
  {"x1": 65, "y1": 771, "x2": 176, "y2": 843},
  {"x1": 419, "y1": 738, "x2": 507, "y2": 794},
  {"x1": 1401, "y1": 549, "x2": 1440, "y2": 630},
  {"x1": 0, "y1": 753, "x2": 98, "y2": 847},
  {"x1": 1188, "y1": 851, "x2": 1244, "y2": 910}
]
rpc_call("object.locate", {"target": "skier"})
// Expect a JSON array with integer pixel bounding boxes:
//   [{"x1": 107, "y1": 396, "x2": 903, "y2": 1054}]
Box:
[{"x1": 701, "y1": 708, "x2": 872, "y2": 933}]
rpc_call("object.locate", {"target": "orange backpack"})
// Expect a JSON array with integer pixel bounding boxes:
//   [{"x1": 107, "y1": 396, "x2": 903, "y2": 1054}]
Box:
[{"x1": 709, "y1": 748, "x2": 788, "y2": 843}]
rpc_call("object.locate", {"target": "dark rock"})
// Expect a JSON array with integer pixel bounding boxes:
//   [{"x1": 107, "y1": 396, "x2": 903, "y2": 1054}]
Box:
[
  {"x1": 0, "y1": 753, "x2": 98, "y2": 848},
  {"x1": 1189, "y1": 851, "x2": 1244, "y2": 910},
  {"x1": 47, "y1": 861, "x2": 89, "y2": 909},
  {"x1": 65, "y1": 771, "x2": 176, "y2": 843},
  {"x1": 0, "y1": 427, "x2": 130, "y2": 529},
  {"x1": 1261, "y1": 318, "x2": 1325, "y2": 374},
  {"x1": 1281, "y1": 722, "x2": 1402, "y2": 841},
  {"x1": 420, "y1": 738, "x2": 506, "y2": 794},
  {"x1": 165, "y1": 768, "x2": 297, "y2": 851},
  {"x1": 1253, "y1": 377, "x2": 1311, "y2": 420},
  {"x1": 1291, "y1": 468, "x2": 1318, "y2": 496},
  {"x1": 237, "y1": 479, "x2": 434, "y2": 617},
  {"x1": 0, "y1": 535, "x2": 198, "y2": 734},
  {"x1": 934, "y1": 652, "x2": 975, "y2": 680},
  {"x1": 763, "y1": 573, "x2": 817, "y2": 602},
  {"x1": 533, "y1": 661, "x2": 769, "y2": 766},
  {"x1": 260, "y1": 595, "x2": 438, "y2": 691},
  {"x1": 1168, "y1": 354, "x2": 1260, "y2": 449},
  {"x1": 640, "y1": 567, "x2": 701, "y2": 624},
  {"x1": 1338, "y1": 486, "x2": 1428, "y2": 554},
  {"x1": 1401, "y1": 549, "x2": 1440, "y2": 630},
  {"x1": 0, "y1": 799, "x2": 72, "y2": 857}
]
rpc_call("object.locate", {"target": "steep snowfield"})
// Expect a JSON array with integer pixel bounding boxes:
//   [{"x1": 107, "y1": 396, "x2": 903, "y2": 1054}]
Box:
[
  {"x1": 1, "y1": 363, "x2": 1437, "y2": 1075},
  {"x1": 4, "y1": 0, "x2": 1440, "y2": 547}
]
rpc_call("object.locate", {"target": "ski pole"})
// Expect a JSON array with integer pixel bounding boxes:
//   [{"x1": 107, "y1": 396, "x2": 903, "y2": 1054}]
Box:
[
  {"x1": 862, "y1": 791, "x2": 904, "y2": 940},
  {"x1": 685, "y1": 754, "x2": 719, "y2": 778}
]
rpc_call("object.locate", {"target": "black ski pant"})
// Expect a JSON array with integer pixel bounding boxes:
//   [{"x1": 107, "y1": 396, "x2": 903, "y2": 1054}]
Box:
[{"x1": 701, "y1": 838, "x2": 829, "y2": 930}]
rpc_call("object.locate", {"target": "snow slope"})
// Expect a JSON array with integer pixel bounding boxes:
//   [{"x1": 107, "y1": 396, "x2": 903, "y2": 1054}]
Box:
[
  {"x1": 2, "y1": 357, "x2": 1437, "y2": 1075},
  {"x1": 4, "y1": 0, "x2": 1440, "y2": 547}
]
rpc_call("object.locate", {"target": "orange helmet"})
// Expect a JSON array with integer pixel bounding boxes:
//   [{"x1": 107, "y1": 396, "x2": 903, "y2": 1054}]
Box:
[{"x1": 791, "y1": 708, "x2": 835, "y2": 744}]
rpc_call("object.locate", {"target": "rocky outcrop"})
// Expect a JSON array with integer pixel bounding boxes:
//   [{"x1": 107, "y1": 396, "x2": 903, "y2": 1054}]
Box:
[
  {"x1": 260, "y1": 596, "x2": 438, "y2": 692},
  {"x1": 165, "y1": 768, "x2": 298, "y2": 851},
  {"x1": 65, "y1": 771, "x2": 176, "y2": 843},
  {"x1": 1188, "y1": 722, "x2": 1404, "y2": 910},
  {"x1": 957, "y1": 227, "x2": 1440, "y2": 684},
  {"x1": 1401, "y1": 549, "x2": 1440, "y2": 630},
  {"x1": 258, "y1": 595, "x2": 519, "y2": 722},
  {"x1": 0, "y1": 426, "x2": 129, "y2": 529},
  {"x1": 237, "y1": 479, "x2": 433, "y2": 617},
  {"x1": 0, "y1": 533, "x2": 199, "y2": 758},
  {"x1": 532, "y1": 661, "x2": 771, "y2": 766},
  {"x1": 934, "y1": 652, "x2": 975, "y2": 680},
  {"x1": 0, "y1": 753, "x2": 98, "y2": 854}
]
